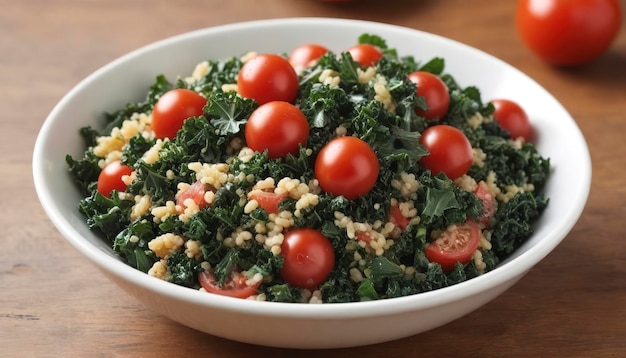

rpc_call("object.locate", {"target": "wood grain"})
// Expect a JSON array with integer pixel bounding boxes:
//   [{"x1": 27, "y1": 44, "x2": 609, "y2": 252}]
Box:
[{"x1": 2, "y1": 0, "x2": 625, "y2": 356}]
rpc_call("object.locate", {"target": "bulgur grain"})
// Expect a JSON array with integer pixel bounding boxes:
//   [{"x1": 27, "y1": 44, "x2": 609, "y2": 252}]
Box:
[{"x1": 149, "y1": 233, "x2": 185, "y2": 259}]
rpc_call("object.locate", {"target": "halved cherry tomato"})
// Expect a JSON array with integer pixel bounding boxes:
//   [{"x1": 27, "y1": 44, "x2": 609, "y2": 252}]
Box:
[
  {"x1": 97, "y1": 160, "x2": 133, "y2": 197},
  {"x1": 280, "y1": 228, "x2": 335, "y2": 290},
  {"x1": 490, "y1": 99, "x2": 533, "y2": 142},
  {"x1": 289, "y1": 44, "x2": 329, "y2": 70},
  {"x1": 474, "y1": 181, "x2": 497, "y2": 227},
  {"x1": 245, "y1": 101, "x2": 310, "y2": 159},
  {"x1": 248, "y1": 191, "x2": 287, "y2": 214},
  {"x1": 419, "y1": 125, "x2": 473, "y2": 180},
  {"x1": 408, "y1": 71, "x2": 450, "y2": 121},
  {"x1": 424, "y1": 220, "x2": 480, "y2": 271},
  {"x1": 516, "y1": 0, "x2": 622, "y2": 66},
  {"x1": 346, "y1": 44, "x2": 383, "y2": 67},
  {"x1": 151, "y1": 89, "x2": 207, "y2": 139},
  {"x1": 177, "y1": 181, "x2": 213, "y2": 210},
  {"x1": 389, "y1": 204, "x2": 410, "y2": 231},
  {"x1": 237, "y1": 54, "x2": 299, "y2": 105},
  {"x1": 198, "y1": 269, "x2": 260, "y2": 299},
  {"x1": 314, "y1": 136, "x2": 379, "y2": 200}
]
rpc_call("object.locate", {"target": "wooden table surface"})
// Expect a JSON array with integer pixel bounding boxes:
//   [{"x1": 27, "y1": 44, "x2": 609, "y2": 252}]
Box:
[{"x1": 2, "y1": 0, "x2": 626, "y2": 356}]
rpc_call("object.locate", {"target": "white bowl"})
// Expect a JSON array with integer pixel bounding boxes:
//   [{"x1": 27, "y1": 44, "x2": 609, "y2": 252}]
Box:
[{"x1": 33, "y1": 18, "x2": 591, "y2": 349}]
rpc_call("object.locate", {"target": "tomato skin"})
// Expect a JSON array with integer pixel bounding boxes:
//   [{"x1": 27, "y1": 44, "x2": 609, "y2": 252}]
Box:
[
  {"x1": 245, "y1": 101, "x2": 310, "y2": 159},
  {"x1": 248, "y1": 191, "x2": 287, "y2": 214},
  {"x1": 419, "y1": 125, "x2": 473, "y2": 180},
  {"x1": 474, "y1": 181, "x2": 497, "y2": 227},
  {"x1": 177, "y1": 181, "x2": 213, "y2": 210},
  {"x1": 389, "y1": 205, "x2": 409, "y2": 231},
  {"x1": 198, "y1": 270, "x2": 260, "y2": 299},
  {"x1": 407, "y1": 71, "x2": 450, "y2": 120},
  {"x1": 280, "y1": 228, "x2": 335, "y2": 290},
  {"x1": 490, "y1": 99, "x2": 533, "y2": 142},
  {"x1": 516, "y1": 0, "x2": 622, "y2": 66},
  {"x1": 346, "y1": 44, "x2": 383, "y2": 67},
  {"x1": 289, "y1": 44, "x2": 329, "y2": 70},
  {"x1": 97, "y1": 160, "x2": 133, "y2": 197},
  {"x1": 315, "y1": 136, "x2": 379, "y2": 200},
  {"x1": 151, "y1": 89, "x2": 207, "y2": 139},
  {"x1": 355, "y1": 231, "x2": 372, "y2": 243},
  {"x1": 424, "y1": 220, "x2": 480, "y2": 271},
  {"x1": 237, "y1": 54, "x2": 299, "y2": 105}
]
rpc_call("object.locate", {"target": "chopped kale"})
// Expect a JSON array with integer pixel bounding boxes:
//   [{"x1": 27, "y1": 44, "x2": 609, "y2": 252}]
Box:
[
  {"x1": 112, "y1": 221, "x2": 157, "y2": 273},
  {"x1": 491, "y1": 192, "x2": 549, "y2": 257},
  {"x1": 168, "y1": 252, "x2": 202, "y2": 287}
]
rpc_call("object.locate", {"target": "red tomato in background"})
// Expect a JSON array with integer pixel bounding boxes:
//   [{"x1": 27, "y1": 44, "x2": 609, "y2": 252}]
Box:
[
  {"x1": 424, "y1": 220, "x2": 480, "y2": 271},
  {"x1": 97, "y1": 160, "x2": 133, "y2": 197},
  {"x1": 408, "y1": 71, "x2": 450, "y2": 121},
  {"x1": 346, "y1": 44, "x2": 383, "y2": 67},
  {"x1": 516, "y1": 0, "x2": 622, "y2": 66},
  {"x1": 177, "y1": 181, "x2": 213, "y2": 210},
  {"x1": 490, "y1": 99, "x2": 533, "y2": 142},
  {"x1": 419, "y1": 125, "x2": 473, "y2": 180},
  {"x1": 237, "y1": 54, "x2": 299, "y2": 105},
  {"x1": 315, "y1": 136, "x2": 379, "y2": 200},
  {"x1": 280, "y1": 228, "x2": 335, "y2": 290},
  {"x1": 245, "y1": 101, "x2": 310, "y2": 159},
  {"x1": 248, "y1": 191, "x2": 287, "y2": 214},
  {"x1": 198, "y1": 270, "x2": 260, "y2": 299},
  {"x1": 151, "y1": 89, "x2": 207, "y2": 139},
  {"x1": 289, "y1": 44, "x2": 329, "y2": 70}
]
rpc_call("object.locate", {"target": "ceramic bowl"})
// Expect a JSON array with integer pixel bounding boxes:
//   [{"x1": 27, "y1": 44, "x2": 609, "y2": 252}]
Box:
[{"x1": 33, "y1": 18, "x2": 591, "y2": 349}]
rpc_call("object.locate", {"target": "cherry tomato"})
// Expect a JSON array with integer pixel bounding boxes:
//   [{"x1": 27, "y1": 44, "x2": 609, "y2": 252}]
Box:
[
  {"x1": 407, "y1": 71, "x2": 450, "y2": 121},
  {"x1": 245, "y1": 101, "x2": 310, "y2": 159},
  {"x1": 151, "y1": 89, "x2": 207, "y2": 139},
  {"x1": 97, "y1": 160, "x2": 133, "y2": 197},
  {"x1": 516, "y1": 0, "x2": 622, "y2": 66},
  {"x1": 424, "y1": 220, "x2": 480, "y2": 271},
  {"x1": 490, "y1": 99, "x2": 533, "y2": 142},
  {"x1": 315, "y1": 136, "x2": 379, "y2": 200},
  {"x1": 237, "y1": 54, "x2": 299, "y2": 105},
  {"x1": 346, "y1": 44, "x2": 383, "y2": 67},
  {"x1": 198, "y1": 270, "x2": 260, "y2": 299},
  {"x1": 419, "y1": 125, "x2": 473, "y2": 180},
  {"x1": 389, "y1": 204, "x2": 410, "y2": 231},
  {"x1": 248, "y1": 191, "x2": 287, "y2": 214},
  {"x1": 280, "y1": 228, "x2": 335, "y2": 290},
  {"x1": 289, "y1": 43, "x2": 329, "y2": 70},
  {"x1": 474, "y1": 181, "x2": 497, "y2": 227},
  {"x1": 177, "y1": 181, "x2": 214, "y2": 210}
]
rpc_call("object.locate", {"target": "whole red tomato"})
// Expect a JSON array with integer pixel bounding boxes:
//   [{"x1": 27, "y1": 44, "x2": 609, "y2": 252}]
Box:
[
  {"x1": 516, "y1": 0, "x2": 622, "y2": 66},
  {"x1": 314, "y1": 136, "x2": 379, "y2": 200},
  {"x1": 244, "y1": 101, "x2": 310, "y2": 159},
  {"x1": 237, "y1": 54, "x2": 299, "y2": 105},
  {"x1": 97, "y1": 160, "x2": 133, "y2": 197},
  {"x1": 280, "y1": 228, "x2": 335, "y2": 290},
  {"x1": 419, "y1": 125, "x2": 473, "y2": 180},
  {"x1": 151, "y1": 89, "x2": 207, "y2": 139}
]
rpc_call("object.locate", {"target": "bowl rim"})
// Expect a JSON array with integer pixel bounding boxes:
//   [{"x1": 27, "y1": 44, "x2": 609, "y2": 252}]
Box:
[{"x1": 32, "y1": 17, "x2": 592, "y2": 318}]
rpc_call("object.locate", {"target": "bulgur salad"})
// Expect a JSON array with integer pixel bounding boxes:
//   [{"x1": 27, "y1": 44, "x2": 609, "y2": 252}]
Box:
[{"x1": 67, "y1": 34, "x2": 550, "y2": 303}]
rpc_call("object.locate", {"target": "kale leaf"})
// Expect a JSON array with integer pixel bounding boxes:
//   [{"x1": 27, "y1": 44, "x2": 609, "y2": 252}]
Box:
[{"x1": 491, "y1": 192, "x2": 549, "y2": 257}]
